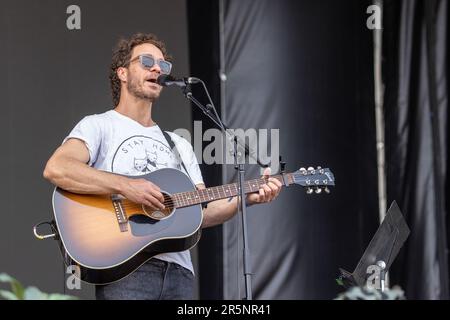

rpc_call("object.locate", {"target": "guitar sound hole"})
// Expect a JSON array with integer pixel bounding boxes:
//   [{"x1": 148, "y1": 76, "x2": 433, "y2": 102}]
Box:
[{"x1": 142, "y1": 192, "x2": 175, "y2": 220}]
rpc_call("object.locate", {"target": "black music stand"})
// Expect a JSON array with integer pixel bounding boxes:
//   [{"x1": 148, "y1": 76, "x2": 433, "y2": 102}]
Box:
[{"x1": 338, "y1": 201, "x2": 410, "y2": 290}]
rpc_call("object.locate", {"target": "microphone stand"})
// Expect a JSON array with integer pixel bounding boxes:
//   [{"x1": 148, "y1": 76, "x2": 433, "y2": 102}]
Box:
[{"x1": 180, "y1": 82, "x2": 268, "y2": 300}]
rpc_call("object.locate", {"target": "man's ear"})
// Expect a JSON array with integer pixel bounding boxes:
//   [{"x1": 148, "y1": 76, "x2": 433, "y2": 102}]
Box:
[{"x1": 117, "y1": 67, "x2": 128, "y2": 82}]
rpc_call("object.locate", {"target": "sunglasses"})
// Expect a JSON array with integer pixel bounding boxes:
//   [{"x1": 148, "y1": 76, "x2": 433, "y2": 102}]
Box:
[{"x1": 128, "y1": 54, "x2": 172, "y2": 75}]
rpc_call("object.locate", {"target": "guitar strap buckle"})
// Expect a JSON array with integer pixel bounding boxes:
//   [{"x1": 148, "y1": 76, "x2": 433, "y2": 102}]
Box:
[{"x1": 33, "y1": 220, "x2": 59, "y2": 240}]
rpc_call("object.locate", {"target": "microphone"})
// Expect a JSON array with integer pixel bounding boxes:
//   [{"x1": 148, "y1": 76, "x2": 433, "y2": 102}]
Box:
[{"x1": 156, "y1": 75, "x2": 201, "y2": 87}]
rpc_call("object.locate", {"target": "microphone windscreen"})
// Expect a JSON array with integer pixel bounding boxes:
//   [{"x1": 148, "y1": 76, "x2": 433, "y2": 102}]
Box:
[{"x1": 156, "y1": 74, "x2": 175, "y2": 86}]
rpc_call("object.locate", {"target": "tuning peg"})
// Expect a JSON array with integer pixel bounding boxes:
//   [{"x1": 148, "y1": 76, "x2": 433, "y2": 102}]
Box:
[
  {"x1": 306, "y1": 187, "x2": 314, "y2": 194},
  {"x1": 316, "y1": 166, "x2": 322, "y2": 170},
  {"x1": 324, "y1": 187, "x2": 330, "y2": 194},
  {"x1": 307, "y1": 167, "x2": 315, "y2": 174},
  {"x1": 300, "y1": 167, "x2": 307, "y2": 175},
  {"x1": 315, "y1": 187, "x2": 322, "y2": 194}
]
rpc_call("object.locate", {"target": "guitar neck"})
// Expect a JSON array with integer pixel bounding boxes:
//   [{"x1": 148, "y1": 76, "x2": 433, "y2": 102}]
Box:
[{"x1": 171, "y1": 173, "x2": 294, "y2": 208}]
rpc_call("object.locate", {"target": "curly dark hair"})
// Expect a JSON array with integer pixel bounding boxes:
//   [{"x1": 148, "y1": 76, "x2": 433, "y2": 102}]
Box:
[{"x1": 110, "y1": 33, "x2": 171, "y2": 106}]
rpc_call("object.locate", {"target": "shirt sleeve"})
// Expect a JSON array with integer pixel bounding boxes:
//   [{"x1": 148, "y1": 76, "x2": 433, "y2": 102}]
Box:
[{"x1": 62, "y1": 115, "x2": 103, "y2": 166}]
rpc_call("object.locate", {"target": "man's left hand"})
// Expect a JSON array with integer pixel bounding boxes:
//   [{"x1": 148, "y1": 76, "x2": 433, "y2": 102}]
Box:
[{"x1": 246, "y1": 168, "x2": 282, "y2": 206}]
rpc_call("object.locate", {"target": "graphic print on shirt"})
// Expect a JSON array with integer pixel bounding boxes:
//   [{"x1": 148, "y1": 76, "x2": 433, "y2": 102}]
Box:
[{"x1": 111, "y1": 135, "x2": 179, "y2": 175}]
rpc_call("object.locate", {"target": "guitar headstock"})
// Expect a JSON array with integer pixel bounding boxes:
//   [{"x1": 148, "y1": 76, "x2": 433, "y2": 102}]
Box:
[{"x1": 291, "y1": 167, "x2": 335, "y2": 194}]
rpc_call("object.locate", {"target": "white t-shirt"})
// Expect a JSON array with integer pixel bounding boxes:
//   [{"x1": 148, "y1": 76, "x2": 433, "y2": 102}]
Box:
[{"x1": 64, "y1": 109, "x2": 204, "y2": 274}]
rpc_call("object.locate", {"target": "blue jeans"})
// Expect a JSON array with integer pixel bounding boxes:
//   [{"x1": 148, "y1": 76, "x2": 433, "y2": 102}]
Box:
[{"x1": 95, "y1": 258, "x2": 195, "y2": 300}]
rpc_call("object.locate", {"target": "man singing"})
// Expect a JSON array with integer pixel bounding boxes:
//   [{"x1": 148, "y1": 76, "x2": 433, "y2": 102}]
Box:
[{"x1": 43, "y1": 33, "x2": 282, "y2": 300}]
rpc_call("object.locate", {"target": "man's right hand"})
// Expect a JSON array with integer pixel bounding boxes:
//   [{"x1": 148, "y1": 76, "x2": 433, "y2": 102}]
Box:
[
  {"x1": 119, "y1": 178, "x2": 166, "y2": 210},
  {"x1": 44, "y1": 138, "x2": 165, "y2": 211}
]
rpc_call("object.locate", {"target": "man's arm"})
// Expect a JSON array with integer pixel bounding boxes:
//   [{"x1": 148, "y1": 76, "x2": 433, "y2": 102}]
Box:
[
  {"x1": 198, "y1": 168, "x2": 282, "y2": 228},
  {"x1": 43, "y1": 138, "x2": 165, "y2": 210}
]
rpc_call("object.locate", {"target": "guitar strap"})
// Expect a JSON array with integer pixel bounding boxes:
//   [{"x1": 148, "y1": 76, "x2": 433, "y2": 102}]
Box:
[
  {"x1": 160, "y1": 129, "x2": 191, "y2": 180},
  {"x1": 161, "y1": 129, "x2": 207, "y2": 208}
]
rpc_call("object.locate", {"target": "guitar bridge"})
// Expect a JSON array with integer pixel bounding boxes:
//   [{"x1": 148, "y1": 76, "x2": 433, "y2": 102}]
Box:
[{"x1": 111, "y1": 194, "x2": 128, "y2": 232}]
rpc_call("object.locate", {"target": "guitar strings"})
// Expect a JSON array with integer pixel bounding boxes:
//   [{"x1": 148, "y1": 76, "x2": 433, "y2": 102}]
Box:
[
  {"x1": 121, "y1": 202, "x2": 176, "y2": 208},
  {"x1": 119, "y1": 184, "x2": 261, "y2": 210},
  {"x1": 120, "y1": 197, "x2": 177, "y2": 211},
  {"x1": 118, "y1": 177, "x2": 275, "y2": 211},
  {"x1": 110, "y1": 176, "x2": 290, "y2": 216}
]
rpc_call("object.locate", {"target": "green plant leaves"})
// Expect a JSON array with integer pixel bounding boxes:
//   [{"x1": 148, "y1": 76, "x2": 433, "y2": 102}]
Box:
[
  {"x1": 47, "y1": 294, "x2": 78, "y2": 300},
  {"x1": 0, "y1": 289, "x2": 19, "y2": 300},
  {"x1": 0, "y1": 273, "x2": 25, "y2": 299},
  {"x1": 0, "y1": 273, "x2": 78, "y2": 300},
  {"x1": 24, "y1": 287, "x2": 47, "y2": 300}
]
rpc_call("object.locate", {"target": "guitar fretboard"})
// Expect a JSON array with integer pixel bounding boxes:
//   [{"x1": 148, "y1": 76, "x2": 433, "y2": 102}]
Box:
[{"x1": 171, "y1": 174, "x2": 293, "y2": 208}]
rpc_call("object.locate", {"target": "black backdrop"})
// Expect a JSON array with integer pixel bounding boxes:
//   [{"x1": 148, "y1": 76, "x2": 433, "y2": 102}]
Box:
[
  {"x1": 383, "y1": 0, "x2": 449, "y2": 300},
  {"x1": 189, "y1": 0, "x2": 379, "y2": 299},
  {"x1": 190, "y1": 0, "x2": 450, "y2": 300}
]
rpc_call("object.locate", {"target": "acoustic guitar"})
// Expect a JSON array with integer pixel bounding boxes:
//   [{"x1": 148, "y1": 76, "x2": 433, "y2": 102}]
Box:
[{"x1": 50, "y1": 166, "x2": 335, "y2": 284}]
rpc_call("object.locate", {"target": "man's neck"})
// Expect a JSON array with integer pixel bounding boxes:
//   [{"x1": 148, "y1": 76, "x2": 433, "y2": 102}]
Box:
[{"x1": 115, "y1": 96, "x2": 156, "y2": 127}]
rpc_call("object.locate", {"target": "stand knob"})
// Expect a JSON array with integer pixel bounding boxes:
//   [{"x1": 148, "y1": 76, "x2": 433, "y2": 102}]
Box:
[{"x1": 279, "y1": 156, "x2": 286, "y2": 174}]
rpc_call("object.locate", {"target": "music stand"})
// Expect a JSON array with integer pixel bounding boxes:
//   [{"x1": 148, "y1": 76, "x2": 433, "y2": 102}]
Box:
[{"x1": 338, "y1": 201, "x2": 410, "y2": 290}]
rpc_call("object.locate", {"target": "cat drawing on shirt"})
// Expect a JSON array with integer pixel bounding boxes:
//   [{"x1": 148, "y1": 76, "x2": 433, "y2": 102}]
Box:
[
  {"x1": 146, "y1": 150, "x2": 168, "y2": 170},
  {"x1": 133, "y1": 157, "x2": 150, "y2": 173}
]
